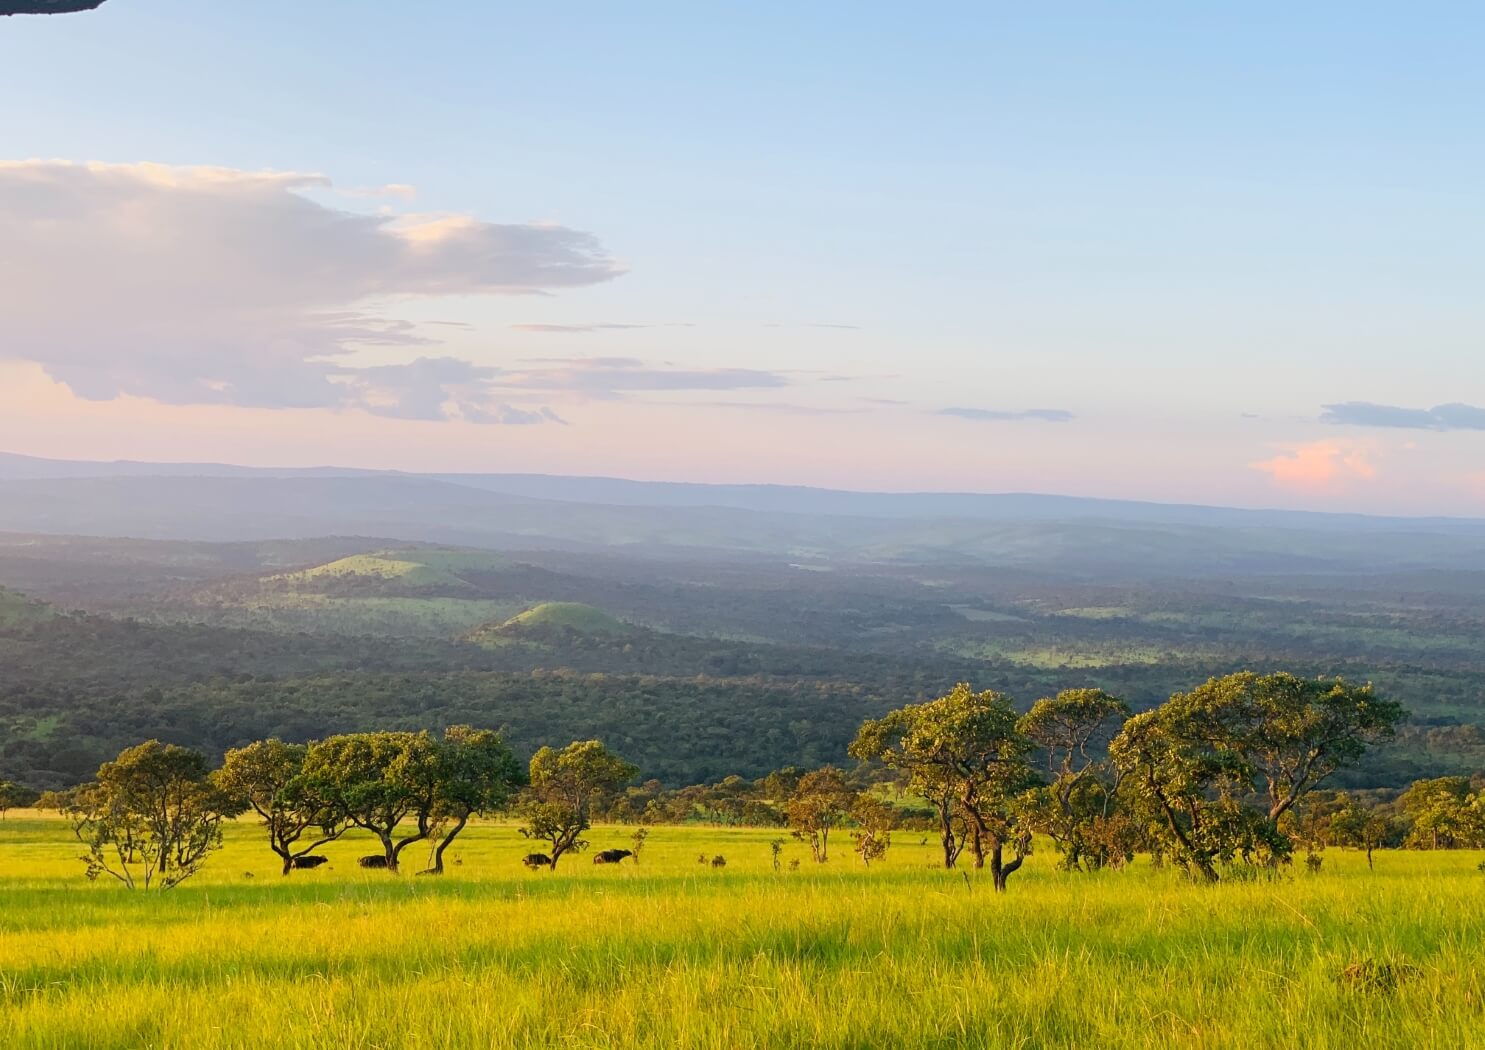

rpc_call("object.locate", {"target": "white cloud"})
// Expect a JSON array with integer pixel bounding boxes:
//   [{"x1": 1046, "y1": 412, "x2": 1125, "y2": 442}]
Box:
[
  {"x1": 495, "y1": 357, "x2": 790, "y2": 396},
  {"x1": 0, "y1": 161, "x2": 623, "y2": 422}
]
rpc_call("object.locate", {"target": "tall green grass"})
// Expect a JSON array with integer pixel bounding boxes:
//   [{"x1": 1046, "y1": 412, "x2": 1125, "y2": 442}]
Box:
[{"x1": 1, "y1": 813, "x2": 1482, "y2": 1049}]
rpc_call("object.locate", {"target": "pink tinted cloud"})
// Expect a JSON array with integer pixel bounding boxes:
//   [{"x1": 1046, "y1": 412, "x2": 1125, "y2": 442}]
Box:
[{"x1": 1249, "y1": 441, "x2": 1378, "y2": 491}]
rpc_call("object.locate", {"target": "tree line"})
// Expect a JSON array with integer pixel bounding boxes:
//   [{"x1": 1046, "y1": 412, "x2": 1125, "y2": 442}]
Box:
[{"x1": 20, "y1": 670, "x2": 1452, "y2": 891}]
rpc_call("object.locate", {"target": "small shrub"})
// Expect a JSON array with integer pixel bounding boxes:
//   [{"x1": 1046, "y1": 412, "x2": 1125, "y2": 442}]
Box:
[
  {"x1": 1339, "y1": 957, "x2": 1421, "y2": 994},
  {"x1": 1305, "y1": 852, "x2": 1323, "y2": 875}
]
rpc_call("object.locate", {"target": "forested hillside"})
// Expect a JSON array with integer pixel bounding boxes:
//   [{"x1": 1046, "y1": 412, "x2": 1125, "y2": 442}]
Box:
[{"x1": 3, "y1": 530, "x2": 1485, "y2": 790}]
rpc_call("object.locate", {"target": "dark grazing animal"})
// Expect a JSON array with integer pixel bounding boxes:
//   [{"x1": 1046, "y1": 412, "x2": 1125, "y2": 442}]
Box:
[
  {"x1": 522, "y1": 853, "x2": 553, "y2": 869},
  {"x1": 358, "y1": 854, "x2": 390, "y2": 869},
  {"x1": 710, "y1": 855, "x2": 727, "y2": 869},
  {"x1": 593, "y1": 849, "x2": 633, "y2": 865},
  {"x1": 291, "y1": 855, "x2": 329, "y2": 870}
]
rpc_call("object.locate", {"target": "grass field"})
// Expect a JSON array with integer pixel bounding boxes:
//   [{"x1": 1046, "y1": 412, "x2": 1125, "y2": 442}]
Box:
[{"x1": 2, "y1": 813, "x2": 1483, "y2": 1049}]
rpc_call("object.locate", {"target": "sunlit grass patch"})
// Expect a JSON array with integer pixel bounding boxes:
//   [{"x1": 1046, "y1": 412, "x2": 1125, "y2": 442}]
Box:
[{"x1": 1, "y1": 813, "x2": 1483, "y2": 1049}]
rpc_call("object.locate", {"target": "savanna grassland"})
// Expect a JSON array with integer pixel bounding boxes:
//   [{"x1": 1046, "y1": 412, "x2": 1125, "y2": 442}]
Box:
[{"x1": 3, "y1": 812, "x2": 1484, "y2": 1050}]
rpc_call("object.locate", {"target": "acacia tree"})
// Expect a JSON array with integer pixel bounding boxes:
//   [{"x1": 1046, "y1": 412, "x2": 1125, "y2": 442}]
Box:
[
  {"x1": 65, "y1": 741, "x2": 236, "y2": 890},
  {"x1": 1329, "y1": 796, "x2": 1394, "y2": 869},
  {"x1": 784, "y1": 766, "x2": 855, "y2": 862},
  {"x1": 0, "y1": 779, "x2": 37, "y2": 820},
  {"x1": 425, "y1": 725, "x2": 524, "y2": 874},
  {"x1": 301, "y1": 731, "x2": 442, "y2": 873},
  {"x1": 214, "y1": 739, "x2": 348, "y2": 876},
  {"x1": 1111, "y1": 708, "x2": 1276, "y2": 882},
  {"x1": 517, "y1": 740, "x2": 637, "y2": 870},
  {"x1": 851, "y1": 684, "x2": 1036, "y2": 889},
  {"x1": 1398, "y1": 777, "x2": 1485, "y2": 850},
  {"x1": 850, "y1": 793, "x2": 895, "y2": 867},
  {"x1": 1018, "y1": 689, "x2": 1130, "y2": 871},
  {"x1": 1177, "y1": 673, "x2": 1403, "y2": 822},
  {"x1": 1112, "y1": 673, "x2": 1404, "y2": 882}
]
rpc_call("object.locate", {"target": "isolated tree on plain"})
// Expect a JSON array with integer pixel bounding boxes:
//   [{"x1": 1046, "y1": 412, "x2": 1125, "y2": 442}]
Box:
[
  {"x1": 0, "y1": 779, "x2": 38, "y2": 819},
  {"x1": 65, "y1": 741, "x2": 236, "y2": 889},
  {"x1": 1110, "y1": 708, "x2": 1280, "y2": 883},
  {"x1": 784, "y1": 766, "x2": 855, "y2": 863},
  {"x1": 425, "y1": 725, "x2": 524, "y2": 874},
  {"x1": 300, "y1": 731, "x2": 443, "y2": 873},
  {"x1": 1018, "y1": 688, "x2": 1130, "y2": 871},
  {"x1": 1174, "y1": 673, "x2": 1403, "y2": 823},
  {"x1": 214, "y1": 739, "x2": 348, "y2": 876},
  {"x1": 850, "y1": 793, "x2": 895, "y2": 867},
  {"x1": 1329, "y1": 797, "x2": 1395, "y2": 869},
  {"x1": 517, "y1": 740, "x2": 637, "y2": 870},
  {"x1": 1111, "y1": 673, "x2": 1403, "y2": 881},
  {"x1": 1398, "y1": 777, "x2": 1485, "y2": 850},
  {"x1": 35, "y1": 788, "x2": 76, "y2": 816},
  {"x1": 851, "y1": 684, "x2": 1036, "y2": 889}
]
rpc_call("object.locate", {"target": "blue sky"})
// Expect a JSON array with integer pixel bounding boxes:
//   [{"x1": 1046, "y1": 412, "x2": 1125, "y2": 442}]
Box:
[{"x1": 1, "y1": 2, "x2": 1482, "y2": 512}]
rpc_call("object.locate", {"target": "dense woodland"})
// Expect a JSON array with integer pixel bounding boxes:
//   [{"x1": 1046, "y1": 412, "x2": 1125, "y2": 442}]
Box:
[{"x1": 3, "y1": 533, "x2": 1485, "y2": 792}]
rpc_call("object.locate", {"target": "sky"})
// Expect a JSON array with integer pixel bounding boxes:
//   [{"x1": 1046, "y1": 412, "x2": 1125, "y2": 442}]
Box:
[{"x1": 1, "y1": 1, "x2": 1483, "y2": 514}]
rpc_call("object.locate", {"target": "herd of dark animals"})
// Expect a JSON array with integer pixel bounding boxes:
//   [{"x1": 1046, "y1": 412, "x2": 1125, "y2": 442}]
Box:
[
  {"x1": 250, "y1": 846, "x2": 706, "y2": 880},
  {"x1": 521, "y1": 848, "x2": 635, "y2": 869},
  {"x1": 279, "y1": 848, "x2": 648, "y2": 872},
  {"x1": 241, "y1": 843, "x2": 743, "y2": 880}
]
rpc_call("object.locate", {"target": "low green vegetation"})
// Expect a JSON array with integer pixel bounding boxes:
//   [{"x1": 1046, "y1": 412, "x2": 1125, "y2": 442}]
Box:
[{"x1": 0, "y1": 586, "x2": 52, "y2": 627}]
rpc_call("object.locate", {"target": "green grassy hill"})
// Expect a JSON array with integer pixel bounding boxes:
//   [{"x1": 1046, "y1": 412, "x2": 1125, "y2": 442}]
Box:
[
  {"x1": 187, "y1": 548, "x2": 532, "y2": 635},
  {"x1": 469, "y1": 601, "x2": 635, "y2": 645},
  {"x1": 268, "y1": 548, "x2": 513, "y2": 591}
]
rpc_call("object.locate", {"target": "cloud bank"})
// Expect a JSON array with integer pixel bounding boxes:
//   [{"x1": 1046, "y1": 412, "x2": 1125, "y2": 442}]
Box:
[
  {"x1": 1321, "y1": 401, "x2": 1485, "y2": 431},
  {"x1": 500, "y1": 357, "x2": 789, "y2": 397},
  {"x1": 1250, "y1": 441, "x2": 1377, "y2": 490},
  {"x1": 0, "y1": 161, "x2": 624, "y2": 422}
]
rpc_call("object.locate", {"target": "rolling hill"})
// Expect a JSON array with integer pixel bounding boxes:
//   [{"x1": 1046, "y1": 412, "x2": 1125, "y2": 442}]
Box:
[
  {"x1": 267, "y1": 548, "x2": 512, "y2": 593},
  {"x1": 466, "y1": 601, "x2": 637, "y2": 646}
]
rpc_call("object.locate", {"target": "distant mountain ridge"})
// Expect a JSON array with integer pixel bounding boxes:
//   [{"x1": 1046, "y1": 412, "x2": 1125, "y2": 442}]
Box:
[{"x1": 4, "y1": 450, "x2": 1482, "y2": 533}]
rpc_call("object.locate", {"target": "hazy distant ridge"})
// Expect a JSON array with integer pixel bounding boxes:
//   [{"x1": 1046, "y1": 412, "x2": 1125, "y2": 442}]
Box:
[{"x1": 4, "y1": 451, "x2": 1482, "y2": 533}]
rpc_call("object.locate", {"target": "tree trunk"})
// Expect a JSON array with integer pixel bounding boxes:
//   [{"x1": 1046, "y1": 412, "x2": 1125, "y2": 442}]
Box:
[
  {"x1": 992, "y1": 836, "x2": 1028, "y2": 892},
  {"x1": 280, "y1": 852, "x2": 293, "y2": 876},
  {"x1": 1190, "y1": 856, "x2": 1219, "y2": 883},
  {"x1": 380, "y1": 832, "x2": 398, "y2": 873},
  {"x1": 969, "y1": 823, "x2": 986, "y2": 869},
  {"x1": 430, "y1": 813, "x2": 469, "y2": 875}
]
